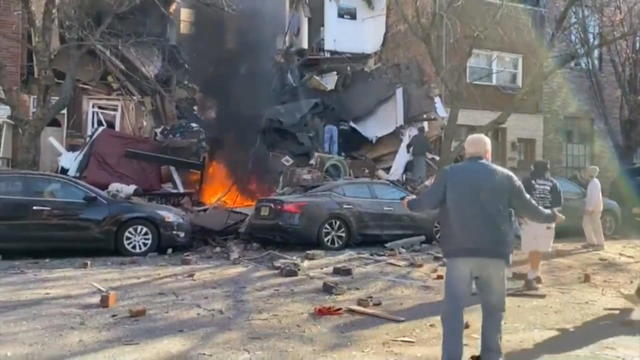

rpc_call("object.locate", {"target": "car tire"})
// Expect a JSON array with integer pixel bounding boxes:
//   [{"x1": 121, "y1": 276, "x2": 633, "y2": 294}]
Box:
[
  {"x1": 601, "y1": 211, "x2": 618, "y2": 237},
  {"x1": 317, "y1": 217, "x2": 350, "y2": 251},
  {"x1": 116, "y1": 220, "x2": 159, "y2": 256}
]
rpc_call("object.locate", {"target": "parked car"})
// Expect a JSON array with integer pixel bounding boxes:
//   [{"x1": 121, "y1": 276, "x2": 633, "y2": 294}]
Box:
[
  {"x1": 247, "y1": 179, "x2": 438, "y2": 250},
  {"x1": 555, "y1": 177, "x2": 622, "y2": 236},
  {"x1": 609, "y1": 165, "x2": 640, "y2": 229},
  {"x1": 0, "y1": 170, "x2": 191, "y2": 256}
]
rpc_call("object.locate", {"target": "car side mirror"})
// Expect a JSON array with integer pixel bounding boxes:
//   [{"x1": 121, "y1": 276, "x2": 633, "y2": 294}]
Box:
[{"x1": 83, "y1": 194, "x2": 98, "y2": 203}]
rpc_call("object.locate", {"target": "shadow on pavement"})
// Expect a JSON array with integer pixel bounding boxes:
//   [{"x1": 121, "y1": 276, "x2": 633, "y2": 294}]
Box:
[{"x1": 506, "y1": 309, "x2": 640, "y2": 360}]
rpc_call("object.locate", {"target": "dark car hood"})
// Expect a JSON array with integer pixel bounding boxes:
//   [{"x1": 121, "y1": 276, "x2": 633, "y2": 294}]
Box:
[{"x1": 110, "y1": 197, "x2": 187, "y2": 217}]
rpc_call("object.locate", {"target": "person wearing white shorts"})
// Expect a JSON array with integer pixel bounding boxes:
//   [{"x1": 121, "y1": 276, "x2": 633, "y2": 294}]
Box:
[{"x1": 521, "y1": 161, "x2": 563, "y2": 290}]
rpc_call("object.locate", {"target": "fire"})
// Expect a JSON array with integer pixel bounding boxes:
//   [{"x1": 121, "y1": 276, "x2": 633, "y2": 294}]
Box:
[{"x1": 200, "y1": 161, "x2": 264, "y2": 208}]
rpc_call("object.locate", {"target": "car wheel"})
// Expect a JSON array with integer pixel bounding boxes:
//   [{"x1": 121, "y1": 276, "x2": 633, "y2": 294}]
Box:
[
  {"x1": 601, "y1": 211, "x2": 618, "y2": 237},
  {"x1": 318, "y1": 217, "x2": 350, "y2": 250},
  {"x1": 432, "y1": 220, "x2": 441, "y2": 241},
  {"x1": 116, "y1": 220, "x2": 159, "y2": 256}
]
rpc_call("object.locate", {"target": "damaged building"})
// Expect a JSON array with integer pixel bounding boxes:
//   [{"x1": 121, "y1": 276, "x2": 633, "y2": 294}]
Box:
[{"x1": 0, "y1": 0, "x2": 446, "y2": 209}]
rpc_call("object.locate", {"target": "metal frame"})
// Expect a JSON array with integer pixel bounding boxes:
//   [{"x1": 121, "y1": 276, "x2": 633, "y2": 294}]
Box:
[{"x1": 86, "y1": 99, "x2": 123, "y2": 136}]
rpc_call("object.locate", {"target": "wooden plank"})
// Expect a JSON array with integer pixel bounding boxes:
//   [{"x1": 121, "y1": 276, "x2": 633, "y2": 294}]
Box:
[
  {"x1": 346, "y1": 306, "x2": 406, "y2": 322},
  {"x1": 90, "y1": 282, "x2": 107, "y2": 293},
  {"x1": 507, "y1": 292, "x2": 547, "y2": 299}
]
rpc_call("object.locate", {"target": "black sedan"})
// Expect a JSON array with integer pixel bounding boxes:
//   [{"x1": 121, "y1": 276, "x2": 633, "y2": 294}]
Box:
[
  {"x1": 0, "y1": 171, "x2": 191, "y2": 256},
  {"x1": 247, "y1": 180, "x2": 437, "y2": 250}
]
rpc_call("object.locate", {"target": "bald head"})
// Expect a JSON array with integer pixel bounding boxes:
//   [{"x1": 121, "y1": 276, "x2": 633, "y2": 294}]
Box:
[{"x1": 464, "y1": 134, "x2": 492, "y2": 161}]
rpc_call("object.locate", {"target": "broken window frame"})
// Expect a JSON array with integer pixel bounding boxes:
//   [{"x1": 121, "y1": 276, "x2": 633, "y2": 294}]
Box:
[
  {"x1": 86, "y1": 99, "x2": 123, "y2": 136},
  {"x1": 467, "y1": 50, "x2": 523, "y2": 88},
  {"x1": 30, "y1": 96, "x2": 68, "y2": 146},
  {"x1": 0, "y1": 119, "x2": 13, "y2": 169}
]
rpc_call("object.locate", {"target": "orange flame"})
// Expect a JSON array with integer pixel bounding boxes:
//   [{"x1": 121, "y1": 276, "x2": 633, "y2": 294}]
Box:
[{"x1": 200, "y1": 161, "x2": 264, "y2": 208}]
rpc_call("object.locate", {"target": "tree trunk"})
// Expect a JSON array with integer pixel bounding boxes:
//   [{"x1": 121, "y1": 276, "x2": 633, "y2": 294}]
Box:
[
  {"x1": 14, "y1": 118, "x2": 43, "y2": 170},
  {"x1": 438, "y1": 104, "x2": 461, "y2": 168}
]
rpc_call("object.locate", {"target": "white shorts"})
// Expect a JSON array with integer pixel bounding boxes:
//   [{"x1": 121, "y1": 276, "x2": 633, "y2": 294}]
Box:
[{"x1": 521, "y1": 221, "x2": 555, "y2": 253}]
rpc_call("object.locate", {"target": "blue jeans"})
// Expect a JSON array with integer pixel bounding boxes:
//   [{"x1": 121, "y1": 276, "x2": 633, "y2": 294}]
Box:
[
  {"x1": 442, "y1": 257, "x2": 506, "y2": 360},
  {"x1": 323, "y1": 125, "x2": 338, "y2": 155}
]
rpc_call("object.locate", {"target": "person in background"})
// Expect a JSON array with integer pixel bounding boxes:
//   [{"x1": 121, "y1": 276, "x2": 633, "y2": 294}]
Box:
[
  {"x1": 521, "y1": 160, "x2": 563, "y2": 290},
  {"x1": 406, "y1": 127, "x2": 431, "y2": 186},
  {"x1": 404, "y1": 134, "x2": 564, "y2": 360},
  {"x1": 582, "y1": 165, "x2": 605, "y2": 251},
  {"x1": 323, "y1": 120, "x2": 339, "y2": 155}
]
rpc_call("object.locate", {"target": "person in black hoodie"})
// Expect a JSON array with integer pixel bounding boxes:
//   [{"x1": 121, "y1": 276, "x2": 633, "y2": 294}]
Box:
[{"x1": 521, "y1": 160, "x2": 563, "y2": 290}]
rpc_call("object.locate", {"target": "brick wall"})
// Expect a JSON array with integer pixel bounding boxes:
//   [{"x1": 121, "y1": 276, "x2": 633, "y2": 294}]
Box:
[
  {"x1": 0, "y1": 0, "x2": 22, "y2": 92},
  {"x1": 542, "y1": 1, "x2": 622, "y2": 191}
]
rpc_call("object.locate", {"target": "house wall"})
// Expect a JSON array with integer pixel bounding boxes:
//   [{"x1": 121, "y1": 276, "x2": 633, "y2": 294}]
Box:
[
  {"x1": 0, "y1": 0, "x2": 22, "y2": 92},
  {"x1": 382, "y1": 0, "x2": 546, "y2": 170},
  {"x1": 457, "y1": 109, "x2": 544, "y2": 170},
  {"x1": 323, "y1": 0, "x2": 387, "y2": 54},
  {"x1": 451, "y1": 1, "x2": 547, "y2": 114},
  {"x1": 543, "y1": 1, "x2": 622, "y2": 191}
]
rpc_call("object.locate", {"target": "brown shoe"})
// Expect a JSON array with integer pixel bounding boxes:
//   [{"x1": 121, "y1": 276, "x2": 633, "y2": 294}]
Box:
[
  {"x1": 525, "y1": 279, "x2": 540, "y2": 291},
  {"x1": 534, "y1": 276, "x2": 543, "y2": 284}
]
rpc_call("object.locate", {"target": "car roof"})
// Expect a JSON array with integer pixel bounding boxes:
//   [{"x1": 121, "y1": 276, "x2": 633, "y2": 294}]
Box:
[
  {"x1": 0, "y1": 170, "x2": 74, "y2": 181},
  {"x1": 324, "y1": 179, "x2": 394, "y2": 186}
]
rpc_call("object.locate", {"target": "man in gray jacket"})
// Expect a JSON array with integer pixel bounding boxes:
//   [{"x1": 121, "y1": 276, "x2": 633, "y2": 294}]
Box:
[{"x1": 404, "y1": 134, "x2": 564, "y2": 360}]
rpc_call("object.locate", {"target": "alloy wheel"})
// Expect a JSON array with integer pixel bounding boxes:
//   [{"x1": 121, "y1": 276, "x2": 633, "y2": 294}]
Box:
[
  {"x1": 123, "y1": 225, "x2": 153, "y2": 254},
  {"x1": 601, "y1": 213, "x2": 617, "y2": 237},
  {"x1": 433, "y1": 221, "x2": 441, "y2": 241},
  {"x1": 321, "y1": 219, "x2": 348, "y2": 249}
]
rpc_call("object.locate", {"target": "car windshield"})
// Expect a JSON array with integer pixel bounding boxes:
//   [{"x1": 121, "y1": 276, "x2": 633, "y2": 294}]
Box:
[{"x1": 556, "y1": 177, "x2": 584, "y2": 195}]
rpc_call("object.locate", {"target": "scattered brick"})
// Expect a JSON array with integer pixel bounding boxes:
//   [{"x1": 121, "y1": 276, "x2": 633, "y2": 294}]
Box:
[
  {"x1": 100, "y1": 292, "x2": 117, "y2": 308},
  {"x1": 280, "y1": 264, "x2": 300, "y2": 277},
  {"x1": 129, "y1": 307, "x2": 147, "y2": 318},
  {"x1": 181, "y1": 256, "x2": 197, "y2": 265},
  {"x1": 323, "y1": 281, "x2": 346, "y2": 295},
  {"x1": 357, "y1": 297, "x2": 382, "y2": 308},
  {"x1": 583, "y1": 273, "x2": 592, "y2": 283},
  {"x1": 433, "y1": 274, "x2": 444, "y2": 280},
  {"x1": 333, "y1": 266, "x2": 354, "y2": 276},
  {"x1": 305, "y1": 250, "x2": 326, "y2": 260}
]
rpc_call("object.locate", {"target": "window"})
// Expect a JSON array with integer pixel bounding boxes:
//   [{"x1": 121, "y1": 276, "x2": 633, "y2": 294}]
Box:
[
  {"x1": 569, "y1": 6, "x2": 600, "y2": 69},
  {"x1": 26, "y1": 178, "x2": 88, "y2": 201},
  {"x1": 565, "y1": 143, "x2": 589, "y2": 175},
  {"x1": 337, "y1": 5, "x2": 357, "y2": 20},
  {"x1": 341, "y1": 184, "x2": 373, "y2": 199},
  {"x1": 372, "y1": 184, "x2": 407, "y2": 201},
  {"x1": 467, "y1": 50, "x2": 523, "y2": 87},
  {"x1": 180, "y1": 8, "x2": 195, "y2": 34},
  {"x1": 86, "y1": 99, "x2": 122, "y2": 136},
  {"x1": 0, "y1": 176, "x2": 25, "y2": 197}
]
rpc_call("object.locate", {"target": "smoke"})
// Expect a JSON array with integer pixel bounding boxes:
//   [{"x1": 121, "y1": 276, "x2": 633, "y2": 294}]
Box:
[{"x1": 180, "y1": 0, "x2": 286, "y2": 194}]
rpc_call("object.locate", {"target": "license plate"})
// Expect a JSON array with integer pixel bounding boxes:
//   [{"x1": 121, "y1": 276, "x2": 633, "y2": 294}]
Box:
[{"x1": 260, "y1": 206, "x2": 270, "y2": 216}]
